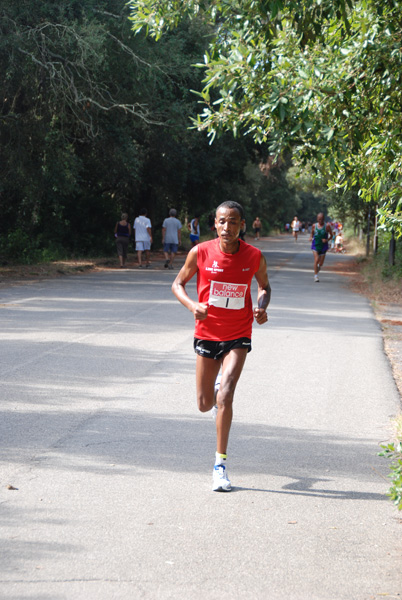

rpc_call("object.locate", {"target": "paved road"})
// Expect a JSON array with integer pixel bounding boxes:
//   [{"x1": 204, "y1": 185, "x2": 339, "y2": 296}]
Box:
[{"x1": 0, "y1": 236, "x2": 401, "y2": 600}]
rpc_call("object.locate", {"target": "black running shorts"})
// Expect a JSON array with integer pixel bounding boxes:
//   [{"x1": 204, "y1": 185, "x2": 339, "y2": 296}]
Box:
[{"x1": 193, "y1": 337, "x2": 252, "y2": 360}]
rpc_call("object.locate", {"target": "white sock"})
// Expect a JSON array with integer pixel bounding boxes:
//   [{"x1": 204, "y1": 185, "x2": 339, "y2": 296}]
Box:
[{"x1": 215, "y1": 452, "x2": 227, "y2": 466}]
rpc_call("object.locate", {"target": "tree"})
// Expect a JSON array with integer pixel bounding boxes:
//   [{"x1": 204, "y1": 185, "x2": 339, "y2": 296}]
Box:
[
  {"x1": 1, "y1": 0, "x2": 268, "y2": 258},
  {"x1": 1, "y1": 0, "x2": 305, "y2": 261},
  {"x1": 128, "y1": 0, "x2": 402, "y2": 236},
  {"x1": 0, "y1": 0, "x2": 155, "y2": 255}
]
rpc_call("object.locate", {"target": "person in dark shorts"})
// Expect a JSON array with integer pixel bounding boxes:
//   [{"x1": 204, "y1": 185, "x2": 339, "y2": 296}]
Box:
[
  {"x1": 188, "y1": 216, "x2": 200, "y2": 247},
  {"x1": 114, "y1": 213, "x2": 131, "y2": 268},
  {"x1": 252, "y1": 216, "x2": 262, "y2": 240},
  {"x1": 310, "y1": 212, "x2": 333, "y2": 282},
  {"x1": 172, "y1": 201, "x2": 271, "y2": 492}
]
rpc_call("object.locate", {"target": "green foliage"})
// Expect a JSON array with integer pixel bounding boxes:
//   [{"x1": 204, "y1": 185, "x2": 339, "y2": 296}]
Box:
[
  {"x1": 3, "y1": 0, "x2": 356, "y2": 256},
  {"x1": 1, "y1": 0, "x2": 148, "y2": 254},
  {"x1": 373, "y1": 232, "x2": 402, "y2": 280},
  {"x1": 286, "y1": 165, "x2": 328, "y2": 223},
  {"x1": 128, "y1": 0, "x2": 402, "y2": 236},
  {"x1": 242, "y1": 155, "x2": 302, "y2": 229},
  {"x1": 2, "y1": 0, "x2": 292, "y2": 256},
  {"x1": 379, "y1": 440, "x2": 402, "y2": 511},
  {"x1": 0, "y1": 230, "x2": 39, "y2": 264},
  {"x1": 0, "y1": 229, "x2": 65, "y2": 264}
]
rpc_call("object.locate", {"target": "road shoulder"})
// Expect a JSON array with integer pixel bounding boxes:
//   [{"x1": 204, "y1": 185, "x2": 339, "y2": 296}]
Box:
[{"x1": 328, "y1": 255, "x2": 402, "y2": 403}]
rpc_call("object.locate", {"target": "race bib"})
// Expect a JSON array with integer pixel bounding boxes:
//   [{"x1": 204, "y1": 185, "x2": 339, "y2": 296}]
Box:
[{"x1": 209, "y1": 280, "x2": 247, "y2": 310}]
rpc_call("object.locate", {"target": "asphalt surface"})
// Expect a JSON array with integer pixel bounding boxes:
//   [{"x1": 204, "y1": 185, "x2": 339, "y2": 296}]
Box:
[{"x1": 0, "y1": 235, "x2": 401, "y2": 600}]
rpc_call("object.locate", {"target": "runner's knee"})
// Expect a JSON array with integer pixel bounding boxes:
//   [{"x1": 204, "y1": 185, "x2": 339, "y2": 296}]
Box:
[
  {"x1": 197, "y1": 390, "x2": 214, "y2": 412},
  {"x1": 216, "y1": 377, "x2": 236, "y2": 406}
]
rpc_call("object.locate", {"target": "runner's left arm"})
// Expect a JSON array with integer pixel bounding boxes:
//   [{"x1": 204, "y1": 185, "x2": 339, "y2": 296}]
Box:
[{"x1": 253, "y1": 254, "x2": 271, "y2": 325}]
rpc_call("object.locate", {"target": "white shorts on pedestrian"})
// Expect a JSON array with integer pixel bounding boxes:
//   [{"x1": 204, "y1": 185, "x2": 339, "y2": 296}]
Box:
[{"x1": 136, "y1": 241, "x2": 151, "y2": 251}]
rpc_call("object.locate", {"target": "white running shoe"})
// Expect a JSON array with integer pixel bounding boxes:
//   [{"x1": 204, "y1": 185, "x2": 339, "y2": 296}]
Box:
[
  {"x1": 212, "y1": 464, "x2": 231, "y2": 492},
  {"x1": 314, "y1": 274, "x2": 319, "y2": 283}
]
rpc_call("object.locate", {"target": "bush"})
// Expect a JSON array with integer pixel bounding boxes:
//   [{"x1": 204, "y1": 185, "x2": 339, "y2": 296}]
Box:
[
  {"x1": 0, "y1": 227, "x2": 119, "y2": 263},
  {"x1": 376, "y1": 233, "x2": 402, "y2": 278},
  {"x1": 379, "y1": 415, "x2": 402, "y2": 511},
  {"x1": 0, "y1": 229, "x2": 42, "y2": 264}
]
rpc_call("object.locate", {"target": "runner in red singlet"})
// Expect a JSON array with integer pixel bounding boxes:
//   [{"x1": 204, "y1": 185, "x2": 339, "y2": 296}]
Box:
[{"x1": 172, "y1": 201, "x2": 271, "y2": 492}]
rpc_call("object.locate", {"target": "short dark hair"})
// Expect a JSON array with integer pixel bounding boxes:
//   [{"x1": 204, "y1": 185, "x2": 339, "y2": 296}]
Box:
[
  {"x1": 140, "y1": 208, "x2": 147, "y2": 216},
  {"x1": 216, "y1": 201, "x2": 244, "y2": 220}
]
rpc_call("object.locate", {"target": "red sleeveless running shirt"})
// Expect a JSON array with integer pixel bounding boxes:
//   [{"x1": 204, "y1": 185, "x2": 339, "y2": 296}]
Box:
[{"x1": 195, "y1": 238, "x2": 262, "y2": 341}]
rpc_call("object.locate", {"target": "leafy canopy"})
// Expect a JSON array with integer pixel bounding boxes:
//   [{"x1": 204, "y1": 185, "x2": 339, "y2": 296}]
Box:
[{"x1": 128, "y1": 0, "x2": 402, "y2": 235}]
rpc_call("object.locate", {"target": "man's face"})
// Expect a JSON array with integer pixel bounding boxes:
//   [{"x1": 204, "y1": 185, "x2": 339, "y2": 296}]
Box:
[{"x1": 215, "y1": 207, "x2": 244, "y2": 243}]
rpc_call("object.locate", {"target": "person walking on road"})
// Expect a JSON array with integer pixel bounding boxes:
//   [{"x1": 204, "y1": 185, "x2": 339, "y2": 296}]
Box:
[
  {"x1": 114, "y1": 213, "x2": 131, "y2": 268},
  {"x1": 252, "y1": 216, "x2": 262, "y2": 240},
  {"x1": 188, "y1": 216, "x2": 200, "y2": 247},
  {"x1": 133, "y1": 208, "x2": 152, "y2": 268},
  {"x1": 291, "y1": 216, "x2": 301, "y2": 241},
  {"x1": 172, "y1": 201, "x2": 271, "y2": 492},
  {"x1": 310, "y1": 212, "x2": 333, "y2": 282},
  {"x1": 162, "y1": 209, "x2": 182, "y2": 269},
  {"x1": 335, "y1": 230, "x2": 344, "y2": 253}
]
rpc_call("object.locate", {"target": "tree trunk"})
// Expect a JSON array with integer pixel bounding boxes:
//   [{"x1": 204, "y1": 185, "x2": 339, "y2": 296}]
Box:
[{"x1": 389, "y1": 231, "x2": 396, "y2": 266}]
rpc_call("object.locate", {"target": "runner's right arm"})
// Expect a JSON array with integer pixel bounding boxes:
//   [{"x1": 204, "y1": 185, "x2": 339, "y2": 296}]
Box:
[{"x1": 172, "y1": 247, "x2": 208, "y2": 320}]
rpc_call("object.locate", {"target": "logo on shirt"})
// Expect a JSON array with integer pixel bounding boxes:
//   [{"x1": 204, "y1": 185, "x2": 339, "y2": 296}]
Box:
[
  {"x1": 209, "y1": 281, "x2": 247, "y2": 310},
  {"x1": 242, "y1": 267, "x2": 250, "y2": 271},
  {"x1": 206, "y1": 260, "x2": 224, "y2": 273}
]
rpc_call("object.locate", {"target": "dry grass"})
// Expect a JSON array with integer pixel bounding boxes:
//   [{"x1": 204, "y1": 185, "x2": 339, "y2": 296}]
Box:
[
  {"x1": 332, "y1": 237, "x2": 402, "y2": 305},
  {"x1": 0, "y1": 250, "x2": 189, "y2": 289},
  {"x1": 0, "y1": 258, "x2": 113, "y2": 288}
]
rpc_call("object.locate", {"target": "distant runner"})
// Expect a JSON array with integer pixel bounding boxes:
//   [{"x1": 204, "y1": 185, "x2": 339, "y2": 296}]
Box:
[
  {"x1": 310, "y1": 212, "x2": 333, "y2": 282},
  {"x1": 172, "y1": 201, "x2": 271, "y2": 491},
  {"x1": 291, "y1": 216, "x2": 301, "y2": 242}
]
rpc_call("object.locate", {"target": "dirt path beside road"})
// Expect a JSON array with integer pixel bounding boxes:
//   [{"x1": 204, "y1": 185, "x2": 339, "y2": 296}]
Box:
[{"x1": 0, "y1": 250, "x2": 187, "y2": 289}]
